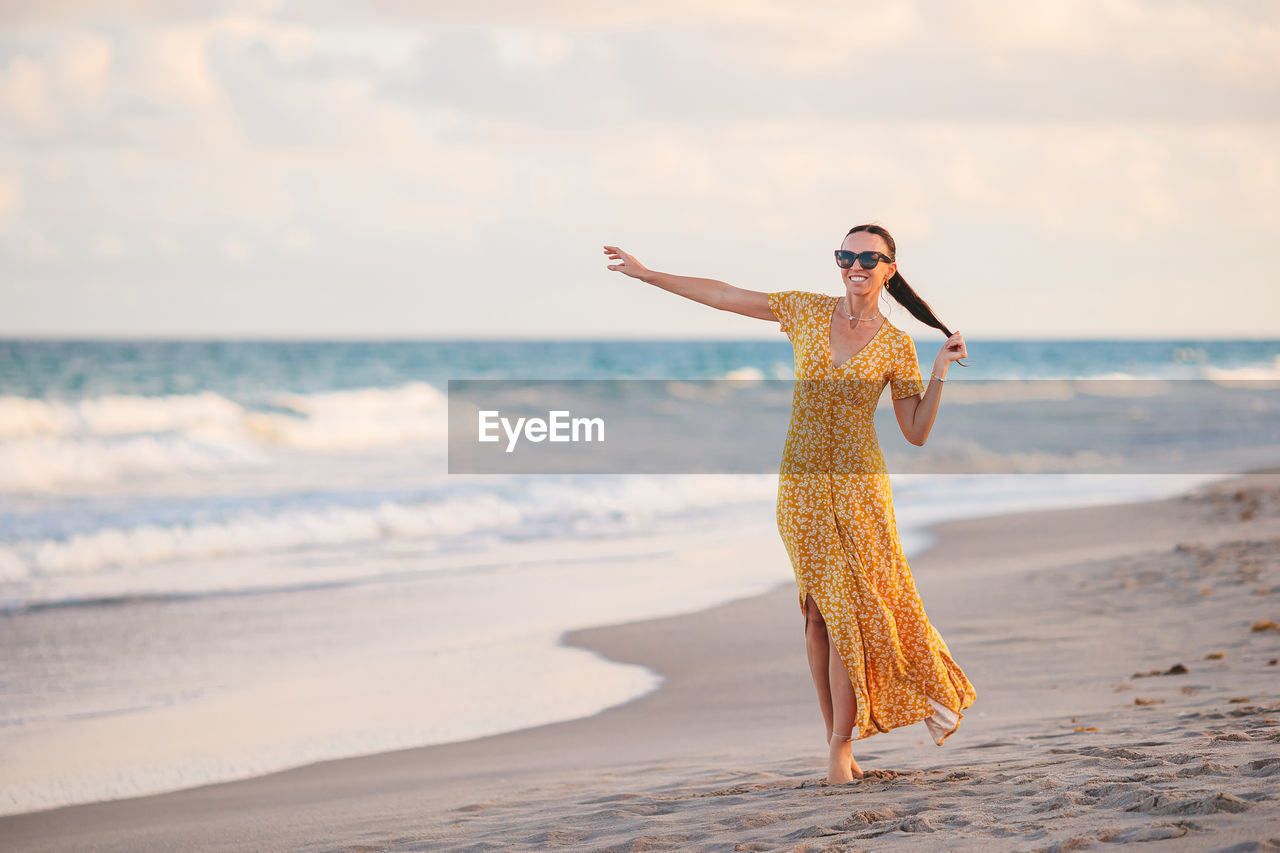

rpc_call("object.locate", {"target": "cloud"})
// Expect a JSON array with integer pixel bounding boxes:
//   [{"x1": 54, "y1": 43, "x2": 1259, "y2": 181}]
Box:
[
  {"x1": 0, "y1": 172, "x2": 17, "y2": 217},
  {"x1": 88, "y1": 232, "x2": 124, "y2": 257},
  {"x1": 0, "y1": 0, "x2": 280, "y2": 27},
  {"x1": 934, "y1": 0, "x2": 1280, "y2": 83},
  {"x1": 1, "y1": 1, "x2": 1277, "y2": 336},
  {"x1": 0, "y1": 55, "x2": 56, "y2": 132},
  {"x1": 54, "y1": 31, "x2": 112, "y2": 102},
  {"x1": 219, "y1": 235, "x2": 253, "y2": 260},
  {"x1": 376, "y1": 13, "x2": 1280, "y2": 128}
]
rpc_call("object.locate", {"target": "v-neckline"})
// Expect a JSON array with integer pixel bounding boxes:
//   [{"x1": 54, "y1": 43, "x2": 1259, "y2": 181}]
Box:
[{"x1": 827, "y1": 297, "x2": 888, "y2": 370}]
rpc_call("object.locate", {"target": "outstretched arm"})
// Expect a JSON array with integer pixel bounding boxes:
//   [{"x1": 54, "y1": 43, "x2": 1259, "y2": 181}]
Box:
[{"x1": 603, "y1": 245, "x2": 776, "y2": 322}]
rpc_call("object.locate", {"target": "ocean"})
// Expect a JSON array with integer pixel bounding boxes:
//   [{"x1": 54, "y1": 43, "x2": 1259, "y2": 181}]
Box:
[{"x1": 2, "y1": 334, "x2": 1278, "y2": 815}]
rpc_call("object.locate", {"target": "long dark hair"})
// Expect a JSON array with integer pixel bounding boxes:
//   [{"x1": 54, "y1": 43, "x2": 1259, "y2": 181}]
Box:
[{"x1": 847, "y1": 223, "x2": 967, "y2": 368}]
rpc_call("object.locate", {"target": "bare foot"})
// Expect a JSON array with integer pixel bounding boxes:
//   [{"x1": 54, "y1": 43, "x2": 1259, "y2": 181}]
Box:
[
  {"x1": 827, "y1": 739, "x2": 855, "y2": 784},
  {"x1": 826, "y1": 742, "x2": 892, "y2": 782}
]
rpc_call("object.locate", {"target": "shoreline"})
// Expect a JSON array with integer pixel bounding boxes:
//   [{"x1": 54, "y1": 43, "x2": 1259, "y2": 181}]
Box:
[
  {"x1": 0, "y1": 476, "x2": 1226, "y2": 820},
  {"x1": 2, "y1": 468, "x2": 1279, "y2": 851}
]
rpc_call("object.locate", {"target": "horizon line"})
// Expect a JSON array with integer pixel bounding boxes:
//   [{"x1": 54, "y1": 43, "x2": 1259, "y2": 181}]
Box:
[{"x1": 3, "y1": 333, "x2": 1279, "y2": 344}]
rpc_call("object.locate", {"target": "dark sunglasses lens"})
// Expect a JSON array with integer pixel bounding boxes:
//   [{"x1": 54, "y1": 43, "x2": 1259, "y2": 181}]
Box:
[{"x1": 836, "y1": 250, "x2": 884, "y2": 269}]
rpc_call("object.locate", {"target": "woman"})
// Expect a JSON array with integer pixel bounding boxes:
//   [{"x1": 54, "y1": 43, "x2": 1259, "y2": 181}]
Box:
[{"x1": 603, "y1": 224, "x2": 976, "y2": 785}]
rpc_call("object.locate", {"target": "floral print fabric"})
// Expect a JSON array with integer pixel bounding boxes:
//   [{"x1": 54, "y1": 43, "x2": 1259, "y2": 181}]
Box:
[{"x1": 768, "y1": 290, "x2": 977, "y2": 744}]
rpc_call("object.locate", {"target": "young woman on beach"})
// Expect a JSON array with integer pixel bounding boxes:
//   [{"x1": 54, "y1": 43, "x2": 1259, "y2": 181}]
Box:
[{"x1": 603, "y1": 224, "x2": 977, "y2": 784}]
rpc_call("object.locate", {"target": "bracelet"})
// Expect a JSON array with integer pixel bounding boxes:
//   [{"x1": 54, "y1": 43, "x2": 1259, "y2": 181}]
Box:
[{"x1": 930, "y1": 374, "x2": 945, "y2": 383}]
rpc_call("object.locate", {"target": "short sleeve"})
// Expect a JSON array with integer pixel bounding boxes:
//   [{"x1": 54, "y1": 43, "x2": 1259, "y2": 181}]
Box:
[
  {"x1": 890, "y1": 334, "x2": 926, "y2": 400},
  {"x1": 767, "y1": 291, "x2": 803, "y2": 337}
]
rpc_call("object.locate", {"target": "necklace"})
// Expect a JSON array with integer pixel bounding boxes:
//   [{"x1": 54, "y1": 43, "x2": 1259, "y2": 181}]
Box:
[{"x1": 836, "y1": 297, "x2": 882, "y2": 325}]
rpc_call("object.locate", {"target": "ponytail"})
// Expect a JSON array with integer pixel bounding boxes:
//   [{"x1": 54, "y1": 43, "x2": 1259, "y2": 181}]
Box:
[{"x1": 847, "y1": 224, "x2": 968, "y2": 368}]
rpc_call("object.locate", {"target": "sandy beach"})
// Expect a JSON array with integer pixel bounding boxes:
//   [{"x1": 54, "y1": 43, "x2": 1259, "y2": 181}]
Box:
[{"x1": 2, "y1": 470, "x2": 1279, "y2": 852}]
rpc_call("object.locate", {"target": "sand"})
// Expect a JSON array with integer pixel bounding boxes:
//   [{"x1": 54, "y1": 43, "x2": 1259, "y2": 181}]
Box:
[{"x1": 2, "y1": 471, "x2": 1279, "y2": 852}]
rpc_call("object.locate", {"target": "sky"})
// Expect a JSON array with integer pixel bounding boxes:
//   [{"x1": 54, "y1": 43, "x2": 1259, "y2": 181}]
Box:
[{"x1": 1, "y1": 0, "x2": 1278, "y2": 340}]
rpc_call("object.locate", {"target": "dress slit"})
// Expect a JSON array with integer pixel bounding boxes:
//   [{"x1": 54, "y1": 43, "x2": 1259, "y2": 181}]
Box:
[{"x1": 805, "y1": 584, "x2": 879, "y2": 738}]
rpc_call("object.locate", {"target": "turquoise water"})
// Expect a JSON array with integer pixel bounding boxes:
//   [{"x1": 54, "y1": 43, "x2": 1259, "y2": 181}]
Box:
[
  {"x1": 1, "y1": 334, "x2": 1277, "y2": 600},
  {"x1": 2, "y1": 337, "x2": 1277, "y2": 402}
]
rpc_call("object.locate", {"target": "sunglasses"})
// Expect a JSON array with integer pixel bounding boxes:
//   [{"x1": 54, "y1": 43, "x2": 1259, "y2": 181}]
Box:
[{"x1": 834, "y1": 250, "x2": 894, "y2": 270}]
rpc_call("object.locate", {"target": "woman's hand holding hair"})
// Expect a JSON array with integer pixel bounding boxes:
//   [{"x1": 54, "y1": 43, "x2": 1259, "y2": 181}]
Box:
[{"x1": 933, "y1": 332, "x2": 968, "y2": 377}]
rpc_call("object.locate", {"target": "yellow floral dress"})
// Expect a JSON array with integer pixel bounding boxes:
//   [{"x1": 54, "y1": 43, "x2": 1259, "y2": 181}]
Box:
[{"x1": 768, "y1": 290, "x2": 977, "y2": 745}]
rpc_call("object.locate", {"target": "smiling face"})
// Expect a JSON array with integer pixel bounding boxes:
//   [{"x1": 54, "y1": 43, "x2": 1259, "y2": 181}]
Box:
[{"x1": 838, "y1": 231, "x2": 897, "y2": 296}]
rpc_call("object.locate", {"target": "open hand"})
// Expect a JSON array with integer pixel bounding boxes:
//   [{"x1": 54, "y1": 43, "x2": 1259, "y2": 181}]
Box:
[{"x1": 603, "y1": 245, "x2": 650, "y2": 280}]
